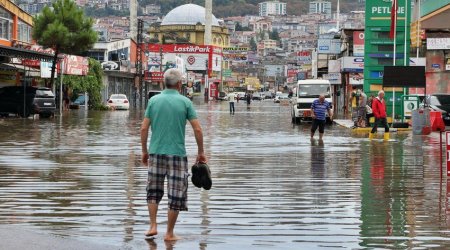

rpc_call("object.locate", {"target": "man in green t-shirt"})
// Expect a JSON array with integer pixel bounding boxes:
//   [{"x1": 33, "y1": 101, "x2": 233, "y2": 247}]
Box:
[{"x1": 140, "y1": 68, "x2": 207, "y2": 241}]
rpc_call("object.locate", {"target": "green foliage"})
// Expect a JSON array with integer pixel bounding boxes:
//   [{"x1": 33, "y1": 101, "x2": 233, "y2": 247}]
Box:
[
  {"x1": 269, "y1": 29, "x2": 280, "y2": 41},
  {"x1": 84, "y1": 6, "x2": 129, "y2": 17},
  {"x1": 33, "y1": 0, "x2": 98, "y2": 54},
  {"x1": 63, "y1": 58, "x2": 104, "y2": 109},
  {"x1": 33, "y1": 0, "x2": 98, "y2": 84},
  {"x1": 250, "y1": 37, "x2": 257, "y2": 51}
]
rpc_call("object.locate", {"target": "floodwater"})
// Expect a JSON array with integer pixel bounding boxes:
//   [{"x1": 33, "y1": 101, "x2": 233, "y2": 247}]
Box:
[{"x1": 0, "y1": 99, "x2": 448, "y2": 249}]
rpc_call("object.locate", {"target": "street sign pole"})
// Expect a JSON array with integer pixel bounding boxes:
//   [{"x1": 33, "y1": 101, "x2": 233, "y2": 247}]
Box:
[{"x1": 446, "y1": 132, "x2": 450, "y2": 177}]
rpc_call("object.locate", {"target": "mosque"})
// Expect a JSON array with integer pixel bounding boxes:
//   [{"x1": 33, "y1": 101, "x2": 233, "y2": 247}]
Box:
[{"x1": 147, "y1": 3, "x2": 229, "y2": 47}]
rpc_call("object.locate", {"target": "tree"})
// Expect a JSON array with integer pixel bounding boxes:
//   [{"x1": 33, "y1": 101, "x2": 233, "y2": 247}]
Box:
[
  {"x1": 33, "y1": 0, "x2": 98, "y2": 86},
  {"x1": 250, "y1": 37, "x2": 257, "y2": 51},
  {"x1": 63, "y1": 58, "x2": 104, "y2": 109},
  {"x1": 270, "y1": 29, "x2": 280, "y2": 41}
]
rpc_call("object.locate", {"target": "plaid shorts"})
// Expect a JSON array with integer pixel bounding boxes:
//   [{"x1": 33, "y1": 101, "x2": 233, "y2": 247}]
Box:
[{"x1": 146, "y1": 154, "x2": 189, "y2": 211}]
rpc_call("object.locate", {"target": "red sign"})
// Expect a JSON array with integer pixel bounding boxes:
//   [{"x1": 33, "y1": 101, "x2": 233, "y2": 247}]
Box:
[
  {"x1": 353, "y1": 31, "x2": 365, "y2": 56},
  {"x1": 287, "y1": 69, "x2": 298, "y2": 78},
  {"x1": 297, "y1": 51, "x2": 310, "y2": 57},
  {"x1": 447, "y1": 132, "x2": 450, "y2": 176},
  {"x1": 147, "y1": 44, "x2": 222, "y2": 55},
  {"x1": 63, "y1": 55, "x2": 89, "y2": 76},
  {"x1": 145, "y1": 71, "x2": 164, "y2": 81}
]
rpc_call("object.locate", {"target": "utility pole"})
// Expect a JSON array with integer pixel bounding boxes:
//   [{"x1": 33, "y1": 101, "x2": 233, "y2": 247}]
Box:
[{"x1": 159, "y1": 47, "x2": 164, "y2": 90}]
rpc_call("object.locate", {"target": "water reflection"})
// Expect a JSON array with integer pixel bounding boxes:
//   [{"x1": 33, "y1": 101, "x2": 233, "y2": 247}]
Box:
[{"x1": 0, "y1": 100, "x2": 449, "y2": 248}]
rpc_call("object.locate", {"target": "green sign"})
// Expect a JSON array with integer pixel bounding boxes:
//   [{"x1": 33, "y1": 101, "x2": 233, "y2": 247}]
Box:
[
  {"x1": 223, "y1": 69, "x2": 232, "y2": 77},
  {"x1": 364, "y1": 0, "x2": 412, "y2": 119}
]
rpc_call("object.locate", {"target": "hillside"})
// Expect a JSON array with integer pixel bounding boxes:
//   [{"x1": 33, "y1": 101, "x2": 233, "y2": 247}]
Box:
[{"x1": 142, "y1": 0, "x2": 365, "y2": 17}]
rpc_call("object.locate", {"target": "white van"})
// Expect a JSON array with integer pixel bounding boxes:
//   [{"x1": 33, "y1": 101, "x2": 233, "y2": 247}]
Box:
[{"x1": 291, "y1": 79, "x2": 333, "y2": 124}]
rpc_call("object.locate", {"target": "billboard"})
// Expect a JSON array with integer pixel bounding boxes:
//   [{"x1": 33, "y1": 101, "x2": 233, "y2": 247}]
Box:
[
  {"x1": 223, "y1": 47, "x2": 248, "y2": 62},
  {"x1": 353, "y1": 31, "x2": 365, "y2": 56},
  {"x1": 297, "y1": 51, "x2": 312, "y2": 64},
  {"x1": 63, "y1": 55, "x2": 89, "y2": 76},
  {"x1": 318, "y1": 38, "x2": 341, "y2": 54},
  {"x1": 147, "y1": 44, "x2": 222, "y2": 73},
  {"x1": 341, "y1": 57, "x2": 364, "y2": 73},
  {"x1": 427, "y1": 38, "x2": 450, "y2": 50}
]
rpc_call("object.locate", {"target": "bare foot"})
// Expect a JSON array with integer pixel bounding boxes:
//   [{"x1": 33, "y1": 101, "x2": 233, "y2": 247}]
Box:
[
  {"x1": 164, "y1": 234, "x2": 180, "y2": 241},
  {"x1": 145, "y1": 224, "x2": 158, "y2": 237}
]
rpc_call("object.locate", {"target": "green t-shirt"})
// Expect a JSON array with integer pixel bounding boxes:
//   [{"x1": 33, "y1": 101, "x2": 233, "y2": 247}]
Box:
[{"x1": 144, "y1": 89, "x2": 197, "y2": 156}]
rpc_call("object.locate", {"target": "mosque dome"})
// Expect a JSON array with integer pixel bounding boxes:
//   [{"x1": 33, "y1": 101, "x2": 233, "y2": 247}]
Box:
[{"x1": 161, "y1": 4, "x2": 220, "y2": 26}]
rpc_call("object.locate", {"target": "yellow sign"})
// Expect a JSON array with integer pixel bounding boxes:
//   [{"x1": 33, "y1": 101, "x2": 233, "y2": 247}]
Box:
[{"x1": 244, "y1": 77, "x2": 261, "y2": 89}]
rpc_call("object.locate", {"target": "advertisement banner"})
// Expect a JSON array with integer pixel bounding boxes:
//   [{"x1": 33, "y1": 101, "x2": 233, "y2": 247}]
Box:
[
  {"x1": 353, "y1": 31, "x2": 365, "y2": 56},
  {"x1": 287, "y1": 69, "x2": 298, "y2": 78},
  {"x1": 144, "y1": 71, "x2": 164, "y2": 81},
  {"x1": 63, "y1": 55, "x2": 89, "y2": 76},
  {"x1": 340, "y1": 57, "x2": 364, "y2": 72},
  {"x1": 427, "y1": 38, "x2": 450, "y2": 50},
  {"x1": 223, "y1": 47, "x2": 248, "y2": 62},
  {"x1": 40, "y1": 61, "x2": 53, "y2": 78},
  {"x1": 318, "y1": 39, "x2": 341, "y2": 54},
  {"x1": 323, "y1": 73, "x2": 341, "y2": 85},
  {"x1": 297, "y1": 51, "x2": 312, "y2": 64},
  {"x1": 349, "y1": 73, "x2": 364, "y2": 85}
]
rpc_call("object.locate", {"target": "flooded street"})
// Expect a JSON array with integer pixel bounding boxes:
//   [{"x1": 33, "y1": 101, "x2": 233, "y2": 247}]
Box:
[{"x1": 0, "y1": 99, "x2": 449, "y2": 249}]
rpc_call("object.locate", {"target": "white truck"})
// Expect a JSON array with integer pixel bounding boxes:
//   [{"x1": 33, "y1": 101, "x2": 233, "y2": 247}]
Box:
[{"x1": 291, "y1": 79, "x2": 333, "y2": 124}]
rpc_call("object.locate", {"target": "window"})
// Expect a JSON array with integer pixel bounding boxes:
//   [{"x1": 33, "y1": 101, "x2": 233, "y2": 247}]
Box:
[
  {"x1": 0, "y1": 7, "x2": 12, "y2": 41},
  {"x1": 18, "y1": 21, "x2": 32, "y2": 43}
]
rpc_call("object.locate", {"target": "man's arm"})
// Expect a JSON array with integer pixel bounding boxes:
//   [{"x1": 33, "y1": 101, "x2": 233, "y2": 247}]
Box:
[
  {"x1": 140, "y1": 118, "x2": 151, "y2": 165},
  {"x1": 189, "y1": 119, "x2": 207, "y2": 163},
  {"x1": 311, "y1": 101, "x2": 316, "y2": 119}
]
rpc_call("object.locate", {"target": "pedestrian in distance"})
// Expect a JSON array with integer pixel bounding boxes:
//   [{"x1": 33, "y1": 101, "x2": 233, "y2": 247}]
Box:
[
  {"x1": 140, "y1": 68, "x2": 207, "y2": 241},
  {"x1": 310, "y1": 94, "x2": 333, "y2": 141},
  {"x1": 357, "y1": 89, "x2": 367, "y2": 127},
  {"x1": 227, "y1": 92, "x2": 236, "y2": 115},
  {"x1": 369, "y1": 90, "x2": 390, "y2": 140}
]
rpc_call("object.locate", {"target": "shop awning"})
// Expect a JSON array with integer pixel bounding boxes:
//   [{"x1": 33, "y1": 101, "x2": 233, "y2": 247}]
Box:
[{"x1": 0, "y1": 45, "x2": 54, "y2": 61}]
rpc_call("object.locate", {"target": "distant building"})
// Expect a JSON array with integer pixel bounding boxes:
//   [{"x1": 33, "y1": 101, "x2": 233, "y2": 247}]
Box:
[
  {"x1": 309, "y1": 0, "x2": 332, "y2": 18},
  {"x1": 258, "y1": 1, "x2": 286, "y2": 17},
  {"x1": 142, "y1": 4, "x2": 161, "y2": 16}
]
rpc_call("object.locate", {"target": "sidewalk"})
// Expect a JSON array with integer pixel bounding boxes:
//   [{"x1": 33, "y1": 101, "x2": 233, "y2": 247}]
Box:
[
  {"x1": 0, "y1": 225, "x2": 120, "y2": 250},
  {"x1": 333, "y1": 119, "x2": 411, "y2": 133}
]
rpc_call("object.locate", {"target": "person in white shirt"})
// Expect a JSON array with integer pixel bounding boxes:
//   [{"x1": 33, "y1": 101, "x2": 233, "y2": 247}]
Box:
[{"x1": 227, "y1": 92, "x2": 236, "y2": 115}]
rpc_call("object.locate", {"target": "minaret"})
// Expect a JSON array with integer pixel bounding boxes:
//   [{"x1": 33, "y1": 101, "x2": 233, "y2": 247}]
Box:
[
  {"x1": 130, "y1": 0, "x2": 137, "y2": 40},
  {"x1": 204, "y1": 0, "x2": 212, "y2": 45},
  {"x1": 336, "y1": 0, "x2": 340, "y2": 30}
]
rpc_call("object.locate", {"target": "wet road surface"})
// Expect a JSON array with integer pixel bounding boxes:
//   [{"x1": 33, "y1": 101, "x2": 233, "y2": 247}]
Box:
[{"x1": 0, "y1": 99, "x2": 448, "y2": 249}]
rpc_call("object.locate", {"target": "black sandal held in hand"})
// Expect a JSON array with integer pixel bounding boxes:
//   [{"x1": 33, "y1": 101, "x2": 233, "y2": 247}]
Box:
[{"x1": 191, "y1": 162, "x2": 212, "y2": 190}]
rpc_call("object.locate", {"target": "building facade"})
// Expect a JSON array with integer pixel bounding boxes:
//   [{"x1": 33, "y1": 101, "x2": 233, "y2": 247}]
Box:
[
  {"x1": 258, "y1": 1, "x2": 287, "y2": 17},
  {"x1": 309, "y1": 1, "x2": 332, "y2": 18}
]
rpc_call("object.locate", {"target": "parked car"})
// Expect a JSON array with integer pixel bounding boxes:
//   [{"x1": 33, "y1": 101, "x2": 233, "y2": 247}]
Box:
[
  {"x1": 235, "y1": 92, "x2": 246, "y2": 100},
  {"x1": 252, "y1": 92, "x2": 262, "y2": 101},
  {"x1": 0, "y1": 86, "x2": 56, "y2": 118},
  {"x1": 107, "y1": 94, "x2": 130, "y2": 110},
  {"x1": 424, "y1": 94, "x2": 450, "y2": 125},
  {"x1": 218, "y1": 91, "x2": 227, "y2": 101},
  {"x1": 274, "y1": 93, "x2": 290, "y2": 103},
  {"x1": 70, "y1": 94, "x2": 86, "y2": 109}
]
